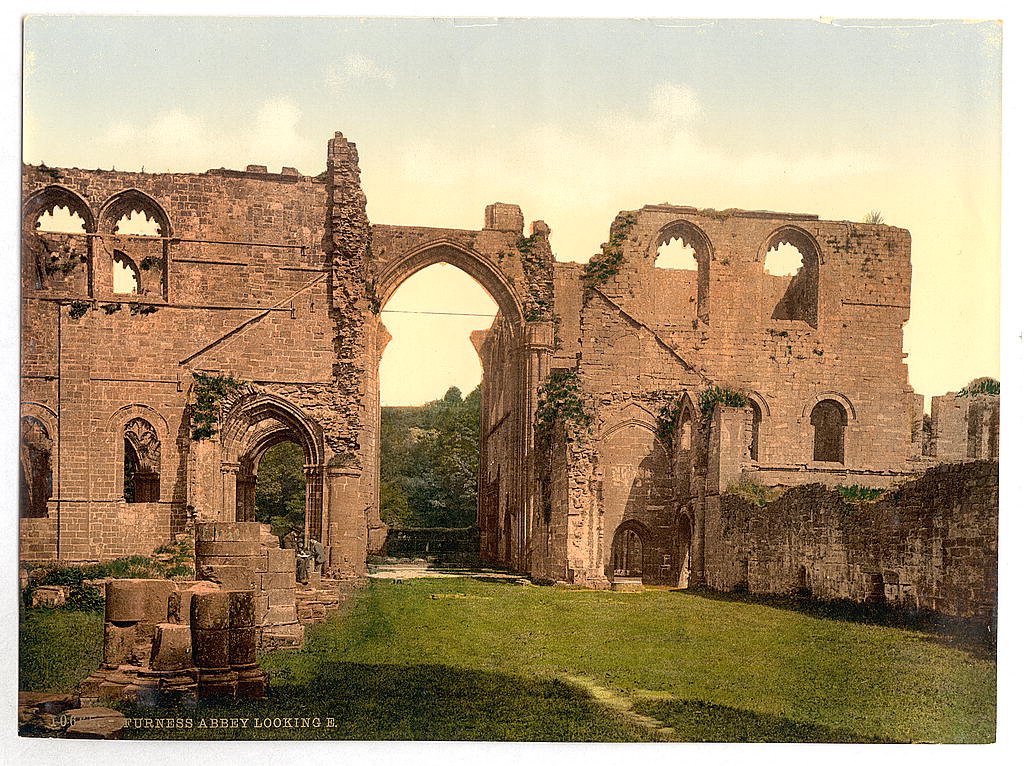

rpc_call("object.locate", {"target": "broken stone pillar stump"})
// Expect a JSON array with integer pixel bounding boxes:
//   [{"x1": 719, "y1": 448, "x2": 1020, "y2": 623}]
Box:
[
  {"x1": 229, "y1": 590, "x2": 266, "y2": 698},
  {"x1": 195, "y1": 522, "x2": 263, "y2": 589},
  {"x1": 190, "y1": 590, "x2": 236, "y2": 698}
]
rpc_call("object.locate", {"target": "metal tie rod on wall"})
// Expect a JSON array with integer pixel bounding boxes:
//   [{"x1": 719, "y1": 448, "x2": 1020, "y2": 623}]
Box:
[{"x1": 380, "y1": 309, "x2": 497, "y2": 317}]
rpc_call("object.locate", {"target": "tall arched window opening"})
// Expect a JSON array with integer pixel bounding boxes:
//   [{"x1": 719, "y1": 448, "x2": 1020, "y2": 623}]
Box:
[
  {"x1": 113, "y1": 250, "x2": 140, "y2": 294},
  {"x1": 749, "y1": 401, "x2": 762, "y2": 461},
  {"x1": 811, "y1": 399, "x2": 846, "y2": 463},
  {"x1": 652, "y1": 221, "x2": 713, "y2": 323},
  {"x1": 764, "y1": 227, "x2": 820, "y2": 326},
  {"x1": 20, "y1": 417, "x2": 53, "y2": 518},
  {"x1": 124, "y1": 418, "x2": 160, "y2": 502}
]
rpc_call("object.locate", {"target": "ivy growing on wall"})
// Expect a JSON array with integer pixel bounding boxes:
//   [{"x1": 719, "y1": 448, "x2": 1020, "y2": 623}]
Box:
[
  {"x1": 42, "y1": 241, "x2": 87, "y2": 276},
  {"x1": 189, "y1": 372, "x2": 249, "y2": 440},
  {"x1": 500, "y1": 232, "x2": 556, "y2": 323},
  {"x1": 697, "y1": 385, "x2": 749, "y2": 419},
  {"x1": 68, "y1": 301, "x2": 91, "y2": 320},
  {"x1": 536, "y1": 369, "x2": 593, "y2": 439},
  {"x1": 956, "y1": 378, "x2": 999, "y2": 398},
  {"x1": 655, "y1": 398, "x2": 684, "y2": 442},
  {"x1": 581, "y1": 211, "x2": 638, "y2": 287}
]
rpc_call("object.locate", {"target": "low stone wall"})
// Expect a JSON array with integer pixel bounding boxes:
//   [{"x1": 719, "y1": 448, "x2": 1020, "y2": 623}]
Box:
[
  {"x1": 383, "y1": 526, "x2": 480, "y2": 559},
  {"x1": 703, "y1": 461, "x2": 997, "y2": 625}
]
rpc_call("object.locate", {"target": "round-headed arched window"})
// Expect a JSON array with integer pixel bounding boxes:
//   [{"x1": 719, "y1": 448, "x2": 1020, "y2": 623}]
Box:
[
  {"x1": 749, "y1": 400, "x2": 762, "y2": 461},
  {"x1": 810, "y1": 399, "x2": 846, "y2": 463}
]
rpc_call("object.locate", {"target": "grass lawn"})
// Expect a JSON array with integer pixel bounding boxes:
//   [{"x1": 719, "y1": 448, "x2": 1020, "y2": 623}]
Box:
[
  {"x1": 22, "y1": 577, "x2": 996, "y2": 742},
  {"x1": 19, "y1": 608, "x2": 104, "y2": 692}
]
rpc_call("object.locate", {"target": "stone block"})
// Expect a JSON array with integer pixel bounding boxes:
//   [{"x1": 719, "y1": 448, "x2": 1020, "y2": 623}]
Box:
[
  {"x1": 18, "y1": 692, "x2": 77, "y2": 715},
  {"x1": 172, "y1": 581, "x2": 221, "y2": 625},
  {"x1": 106, "y1": 579, "x2": 174, "y2": 623},
  {"x1": 63, "y1": 707, "x2": 126, "y2": 739},
  {"x1": 190, "y1": 590, "x2": 231, "y2": 629},
  {"x1": 195, "y1": 554, "x2": 263, "y2": 570},
  {"x1": 235, "y1": 666, "x2": 267, "y2": 698},
  {"x1": 266, "y1": 547, "x2": 295, "y2": 574},
  {"x1": 261, "y1": 571, "x2": 295, "y2": 590},
  {"x1": 262, "y1": 604, "x2": 297, "y2": 626},
  {"x1": 102, "y1": 622, "x2": 137, "y2": 667},
  {"x1": 267, "y1": 587, "x2": 295, "y2": 607},
  {"x1": 260, "y1": 622, "x2": 305, "y2": 649},
  {"x1": 151, "y1": 623, "x2": 193, "y2": 671},
  {"x1": 198, "y1": 668, "x2": 237, "y2": 698},
  {"x1": 229, "y1": 627, "x2": 258, "y2": 666},
  {"x1": 215, "y1": 522, "x2": 263, "y2": 542},
  {"x1": 196, "y1": 540, "x2": 263, "y2": 557},
  {"x1": 32, "y1": 585, "x2": 68, "y2": 607},
  {"x1": 191, "y1": 628, "x2": 230, "y2": 669},
  {"x1": 228, "y1": 589, "x2": 256, "y2": 628},
  {"x1": 197, "y1": 564, "x2": 258, "y2": 590},
  {"x1": 195, "y1": 521, "x2": 262, "y2": 543}
]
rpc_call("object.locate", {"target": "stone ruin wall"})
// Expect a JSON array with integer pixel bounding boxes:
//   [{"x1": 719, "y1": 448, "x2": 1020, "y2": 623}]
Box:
[
  {"x1": 21, "y1": 131, "x2": 998, "y2": 623},
  {"x1": 21, "y1": 158, "x2": 337, "y2": 561},
  {"x1": 19, "y1": 135, "x2": 387, "y2": 575},
  {"x1": 514, "y1": 204, "x2": 924, "y2": 588},
  {"x1": 702, "y1": 460, "x2": 998, "y2": 626}
]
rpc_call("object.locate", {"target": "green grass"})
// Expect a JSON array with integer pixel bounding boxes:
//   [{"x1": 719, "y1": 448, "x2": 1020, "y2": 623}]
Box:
[
  {"x1": 22, "y1": 577, "x2": 995, "y2": 742},
  {"x1": 19, "y1": 608, "x2": 104, "y2": 692}
]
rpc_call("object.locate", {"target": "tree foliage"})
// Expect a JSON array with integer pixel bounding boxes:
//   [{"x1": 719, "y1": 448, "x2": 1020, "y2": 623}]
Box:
[
  {"x1": 380, "y1": 385, "x2": 480, "y2": 528},
  {"x1": 255, "y1": 441, "x2": 306, "y2": 536}
]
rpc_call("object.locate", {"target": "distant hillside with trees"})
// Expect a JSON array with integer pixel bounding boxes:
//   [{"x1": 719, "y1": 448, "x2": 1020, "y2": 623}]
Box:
[{"x1": 380, "y1": 385, "x2": 480, "y2": 529}]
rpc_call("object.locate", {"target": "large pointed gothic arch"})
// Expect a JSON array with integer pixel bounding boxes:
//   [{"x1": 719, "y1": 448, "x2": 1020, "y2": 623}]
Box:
[
  {"x1": 374, "y1": 239, "x2": 527, "y2": 332},
  {"x1": 367, "y1": 237, "x2": 537, "y2": 568}
]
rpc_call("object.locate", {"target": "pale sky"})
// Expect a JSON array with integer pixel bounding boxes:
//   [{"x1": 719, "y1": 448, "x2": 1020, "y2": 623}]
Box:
[{"x1": 21, "y1": 16, "x2": 1002, "y2": 405}]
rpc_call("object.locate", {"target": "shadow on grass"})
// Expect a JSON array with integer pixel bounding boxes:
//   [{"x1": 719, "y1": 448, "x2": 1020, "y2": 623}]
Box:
[
  {"x1": 120, "y1": 662, "x2": 652, "y2": 742},
  {"x1": 679, "y1": 587, "x2": 995, "y2": 659},
  {"x1": 633, "y1": 698, "x2": 901, "y2": 743}
]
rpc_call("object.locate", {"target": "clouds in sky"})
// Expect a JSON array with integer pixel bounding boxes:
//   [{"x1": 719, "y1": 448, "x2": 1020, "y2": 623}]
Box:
[
  {"x1": 92, "y1": 98, "x2": 309, "y2": 174},
  {"x1": 372, "y1": 80, "x2": 883, "y2": 261},
  {"x1": 327, "y1": 54, "x2": 396, "y2": 92}
]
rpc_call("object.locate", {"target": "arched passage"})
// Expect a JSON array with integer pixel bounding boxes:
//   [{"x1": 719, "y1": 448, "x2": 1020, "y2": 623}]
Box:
[
  {"x1": 220, "y1": 394, "x2": 325, "y2": 541},
  {"x1": 369, "y1": 240, "x2": 533, "y2": 568}
]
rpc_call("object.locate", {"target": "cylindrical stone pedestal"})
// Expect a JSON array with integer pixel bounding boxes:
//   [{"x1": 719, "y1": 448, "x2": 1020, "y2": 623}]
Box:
[
  {"x1": 195, "y1": 523, "x2": 263, "y2": 590},
  {"x1": 191, "y1": 590, "x2": 236, "y2": 698},
  {"x1": 228, "y1": 590, "x2": 266, "y2": 698}
]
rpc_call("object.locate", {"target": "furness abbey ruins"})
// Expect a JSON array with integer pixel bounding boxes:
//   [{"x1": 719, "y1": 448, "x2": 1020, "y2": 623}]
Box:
[{"x1": 20, "y1": 132, "x2": 998, "y2": 663}]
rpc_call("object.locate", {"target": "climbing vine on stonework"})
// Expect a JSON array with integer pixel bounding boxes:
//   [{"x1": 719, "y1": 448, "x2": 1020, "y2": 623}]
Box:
[
  {"x1": 581, "y1": 211, "x2": 637, "y2": 287},
  {"x1": 501, "y1": 232, "x2": 555, "y2": 323},
  {"x1": 364, "y1": 280, "x2": 382, "y2": 314},
  {"x1": 536, "y1": 370, "x2": 593, "y2": 439},
  {"x1": 656, "y1": 398, "x2": 684, "y2": 442},
  {"x1": 68, "y1": 301, "x2": 91, "y2": 320},
  {"x1": 189, "y1": 372, "x2": 249, "y2": 441},
  {"x1": 956, "y1": 378, "x2": 999, "y2": 398},
  {"x1": 139, "y1": 256, "x2": 163, "y2": 271},
  {"x1": 697, "y1": 385, "x2": 749, "y2": 420},
  {"x1": 42, "y1": 241, "x2": 87, "y2": 276}
]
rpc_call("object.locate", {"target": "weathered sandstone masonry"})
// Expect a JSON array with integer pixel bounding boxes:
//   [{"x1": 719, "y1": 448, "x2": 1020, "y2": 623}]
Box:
[
  {"x1": 76, "y1": 520, "x2": 351, "y2": 709},
  {"x1": 21, "y1": 132, "x2": 997, "y2": 624},
  {"x1": 704, "y1": 460, "x2": 998, "y2": 625}
]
